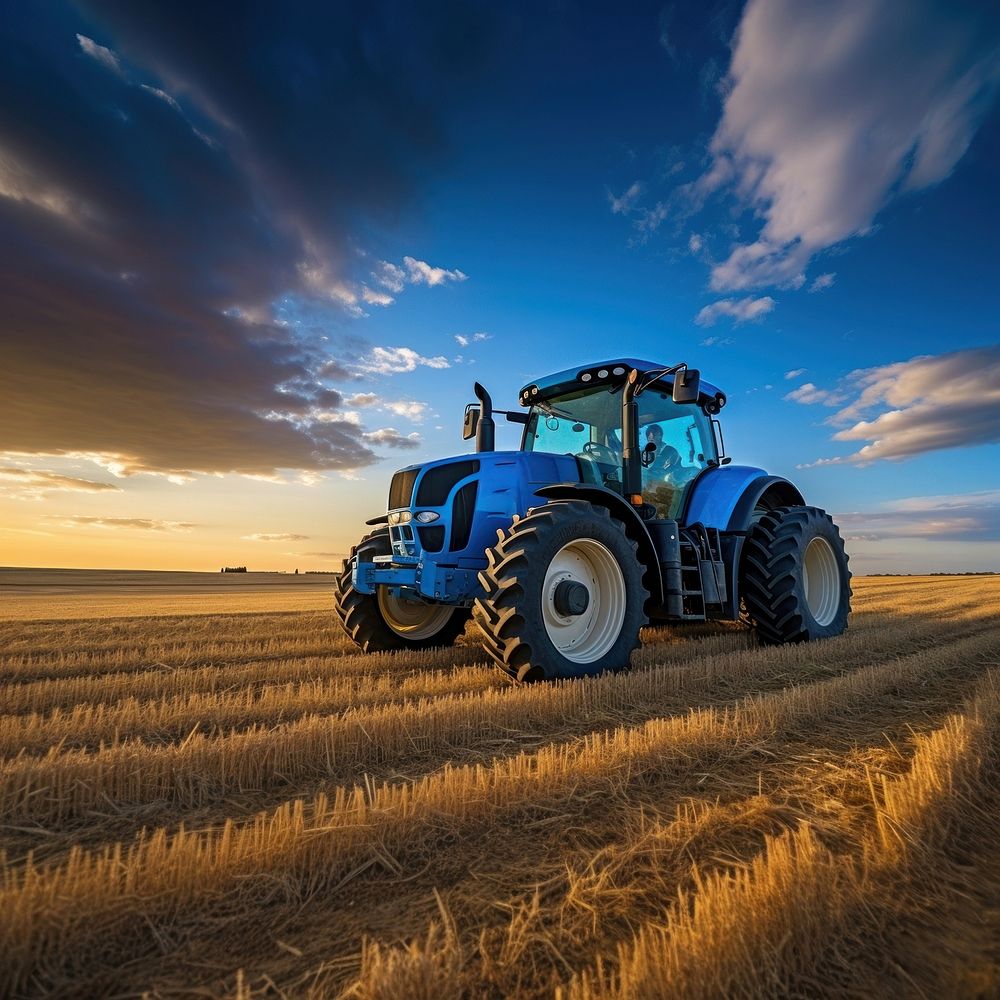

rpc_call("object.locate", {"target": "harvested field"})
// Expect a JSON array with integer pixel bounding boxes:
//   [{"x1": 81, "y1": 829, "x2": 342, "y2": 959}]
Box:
[{"x1": 1, "y1": 575, "x2": 998, "y2": 998}]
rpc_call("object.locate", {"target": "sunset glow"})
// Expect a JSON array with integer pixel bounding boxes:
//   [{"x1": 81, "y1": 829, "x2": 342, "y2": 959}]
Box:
[{"x1": 1, "y1": 1, "x2": 997, "y2": 573}]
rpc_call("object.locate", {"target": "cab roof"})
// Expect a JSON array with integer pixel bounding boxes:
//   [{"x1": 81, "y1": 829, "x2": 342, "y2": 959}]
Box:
[{"x1": 519, "y1": 358, "x2": 724, "y2": 408}]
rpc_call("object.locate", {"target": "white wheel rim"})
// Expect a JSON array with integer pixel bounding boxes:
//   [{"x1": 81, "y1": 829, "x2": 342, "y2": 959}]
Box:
[
  {"x1": 803, "y1": 536, "x2": 840, "y2": 626},
  {"x1": 377, "y1": 589, "x2": 455, "y2": 640},
  {"x1": 541, "y1": 538, "x2": 627, "y2": 664}
]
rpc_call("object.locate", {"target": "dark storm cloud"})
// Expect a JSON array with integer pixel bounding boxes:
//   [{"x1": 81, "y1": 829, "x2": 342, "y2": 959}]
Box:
[{"x1": 0, "y1": 2, "x2": 498, "y2": 477}]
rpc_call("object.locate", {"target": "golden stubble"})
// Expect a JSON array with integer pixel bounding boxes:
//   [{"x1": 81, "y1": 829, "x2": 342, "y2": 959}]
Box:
[{"x1": 0, "y1": 575, "x2": 997, "y2": 998}]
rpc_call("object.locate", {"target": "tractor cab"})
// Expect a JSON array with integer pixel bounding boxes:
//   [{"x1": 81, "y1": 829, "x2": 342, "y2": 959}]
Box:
[{"x1": 516, "y1": 358, "x2": 726, "y2": 520}]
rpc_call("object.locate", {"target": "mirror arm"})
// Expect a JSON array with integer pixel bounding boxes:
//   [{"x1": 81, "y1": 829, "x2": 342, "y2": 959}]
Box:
[{"x1": 499, "y1": 410, "x2": 529, "y2": 424}]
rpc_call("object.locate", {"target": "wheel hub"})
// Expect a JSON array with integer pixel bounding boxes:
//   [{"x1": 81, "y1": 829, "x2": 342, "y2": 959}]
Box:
[
  {"x1": 553, "y1": 580, "x2": 590, "y2": 616},
  {"x1": 803, "y1": 535, "x2": 840, "y2": 626},
  {"x1": 541, "y1": 537, "x2": 627, "y2": 664},
  {"x1": 377, "y1": 588, "x2": 456, "y2": 639}
]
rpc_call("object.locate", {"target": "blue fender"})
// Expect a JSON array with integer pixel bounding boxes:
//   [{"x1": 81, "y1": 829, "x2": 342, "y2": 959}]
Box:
[
  {"x1": 684, "y1": 466, "x2": 804, "y2": 531},
  {"x1": 684, "y1": 466, "x2": 805, "y2": 619}
]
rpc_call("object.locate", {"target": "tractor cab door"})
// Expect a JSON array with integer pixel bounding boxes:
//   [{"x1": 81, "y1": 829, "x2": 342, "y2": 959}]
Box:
[{"x1": 639, "y1": 403, "x2": 717, "y2": 518}]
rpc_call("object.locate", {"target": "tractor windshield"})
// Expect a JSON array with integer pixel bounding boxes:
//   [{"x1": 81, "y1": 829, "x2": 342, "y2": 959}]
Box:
[
  {"x1": 524, "y1": 387, "x2": 624, "y2": 488},
  {"x1": 524, "y1": 384, "x2": 718, "y2": 517}
]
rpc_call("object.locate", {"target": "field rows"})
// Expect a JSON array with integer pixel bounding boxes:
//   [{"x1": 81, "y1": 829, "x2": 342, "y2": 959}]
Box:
[
  {"x1": 0, "y1": 604, "x2": 983, "y2": 759},
  {"x1": 1, "y1": 576, "x2": 997, "y2": 997}
]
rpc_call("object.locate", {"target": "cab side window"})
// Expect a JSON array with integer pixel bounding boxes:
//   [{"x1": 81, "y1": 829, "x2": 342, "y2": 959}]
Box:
[{"x1": 641, "y1": 412, "x2": 716, "y2": 517}]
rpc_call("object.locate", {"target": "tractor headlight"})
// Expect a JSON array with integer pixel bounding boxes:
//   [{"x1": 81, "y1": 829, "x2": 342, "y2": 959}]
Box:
[
  {"x1": 387, "y1": 510, "x2": 413, "y2": 525},
  {"x1": 414, "y1": 510, "x2": 440, "y2": 523}
]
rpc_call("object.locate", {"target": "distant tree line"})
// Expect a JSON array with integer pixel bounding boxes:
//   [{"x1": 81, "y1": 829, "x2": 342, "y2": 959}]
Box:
[
  {"x1": 221, "y1": 566, "x2": 247, "y2": 573},
  {"x1": 866, "y1": 571, "x2": 997, "y2": 577}
]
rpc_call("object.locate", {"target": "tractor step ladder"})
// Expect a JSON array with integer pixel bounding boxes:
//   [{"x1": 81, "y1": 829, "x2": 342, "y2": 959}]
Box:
[{"x1": 679, "y1": 538, "x2": 707, "y2": 619}]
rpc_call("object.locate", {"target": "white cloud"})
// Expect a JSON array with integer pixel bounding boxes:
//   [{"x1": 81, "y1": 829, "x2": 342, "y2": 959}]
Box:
[
  {"x1": 784, "y1": 368, "x2": 806, "y2": 380},
  {"x1": 633, "y1": 201, "x2": 669, "y2": 239},
  {"x1": 361, "y1": 286, "x2": 394, "y2": 307},
  {"x1": 0, "y1": 467, "x2": 122, "y2": 499},
  {"x1": 296, "y1": 256, "x2": 366, "y2": 316},
  {"x1": 364, "y1": 427, "x2": 422, "y2": 449},
  {"x1": 294, "y1": 471, "x2": 325, "y2": 486},
  {"x1": 608, "y1": 181, "x2": 642, "y2": 215},
  {"x1": 701, "y1": 0, "x2": 1000, "y2": 291},
  {"x1": 76, "y1": 34, "x2": 123, "y2": 76},
  {"x1": 659, "y1": 6, "x2": 678, "y2": 63},
  {"x1": 0, "y1": 153, "x2": 97, "y2": 224},
  {"x1": 808, "y1": 272, "x2": 836, "y2": 293},
  {"x1": 0, "y1": 450, "x2": 196, "y2": 484},
  {"x1": 695, "y1": 295, "x2": 775, "y2": 327},
  {"x1": 455, "y1": 332, "x2": 490, "y2": 347},
  {"x1": 373, "y1": 261, "x2": 407, "y2": 293},
  {"x1": 785, "y1": 382, "x2": 842, "y2": 406},
  {"x1": 688, "y1": 233, "x2": 704, "y2": 254},
  {"x1": 141, "y1": 85, "x2": 181, "y2": 112},
  {"x1": 700, "y1": 336, "x2": 734, "y2": 347},
  {"x1": 384, "y1": 400, "x2": 429, "y2": 422},
  {"x1": 402, "y1": 256, "x2": 467, "y2": 287},
  {"x1": 242, "y1": 532, "x2": 309, "y2": 542},
  {"x1": 798, "y1": 344, "x2": 1000, "y2": 465},
  {"x1": 362, "y1": 257, "x2": 466, "y2": 304},
  {"x1": 835, "y1": 490, "x2": 1000, "y2": 542},
  {"x1": 360, "y1": 346, "x2": 450, "y2": 375},
  {"x1": 52, "y1": 515, "x2": 197, "y2": 532},
  {"x1": 346, "y1": 393, "x2": 380, "y2": 407}
]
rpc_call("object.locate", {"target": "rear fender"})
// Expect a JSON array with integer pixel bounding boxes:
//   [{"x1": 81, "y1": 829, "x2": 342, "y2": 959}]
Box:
[
  {"x1": 685, "y1": 470, "x2": 805, "y2": 618},
  {"x1": 534, "y1": 483, "x2": 663, "y2": 607},
  {"x1": 725, "y1": 476, "x2": 805, "y2": 531}
]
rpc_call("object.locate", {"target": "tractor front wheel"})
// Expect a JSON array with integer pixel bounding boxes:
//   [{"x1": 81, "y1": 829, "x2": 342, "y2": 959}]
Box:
[
  {"x1": 474, "y1": 500, "x2": 649, "y2": 681},
  {"x1": 334, "y1": 528, "x2": 469, "y2": 652},
  {"x1": 741, "y1": 505, "x2": 851, "y2": 644}
]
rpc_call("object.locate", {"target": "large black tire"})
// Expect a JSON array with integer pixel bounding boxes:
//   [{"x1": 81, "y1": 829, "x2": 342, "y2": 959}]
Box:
[
  {"x1": 334, "y1": 528, "x2": 469, "y2": 652},
  {"x1": 473, "y1": 500, "x2": 649, "y2": 682},
  {"x1": 741, "y1": 505, "x2": 851, "y2": 645}
]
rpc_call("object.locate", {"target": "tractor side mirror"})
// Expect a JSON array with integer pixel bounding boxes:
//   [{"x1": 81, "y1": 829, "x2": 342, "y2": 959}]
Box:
[
  {"x1": 463, "y1": 403, "x2": 480, "y2": 441},
  {"x1": 672, "y1": 368, "x2": 701, "y2": 405}
]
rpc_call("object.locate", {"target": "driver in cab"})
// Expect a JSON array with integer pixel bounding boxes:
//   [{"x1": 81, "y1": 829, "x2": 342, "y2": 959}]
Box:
[{"x1": 642, "y1": 424, "x2": 684, "y2": 516}]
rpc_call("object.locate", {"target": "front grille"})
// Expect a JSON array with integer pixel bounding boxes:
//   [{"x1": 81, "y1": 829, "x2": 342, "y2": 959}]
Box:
[
  {"x1": 388, "y1": 468, "x2": 418, "y2": 510},
  {"x1": 416, "y1": 460, "x2": 479, "y2": 507},
  {"x1": 449, "y1": 481, "x2": 479, "y2": 551},
  {"x1": 418, "y1": 526, "x2": 445, "y2": 552}
]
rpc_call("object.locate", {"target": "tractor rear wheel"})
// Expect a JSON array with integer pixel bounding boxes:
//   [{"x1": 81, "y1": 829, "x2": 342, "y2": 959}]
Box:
[
  {"x1": 474, "y1": 500, "x2": 649, "y2": 681},
  {"x1": 741, "y1": 505, "x2": 851, "y2": 644},
  {"x1": 334, "y1": 528, "x2": 469, "y2": 652}
]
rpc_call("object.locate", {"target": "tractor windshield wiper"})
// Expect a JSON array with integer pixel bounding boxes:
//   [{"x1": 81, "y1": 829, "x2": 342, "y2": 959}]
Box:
[{"x1": 535, "y1": 401, "x2": 576, "y2": 420}]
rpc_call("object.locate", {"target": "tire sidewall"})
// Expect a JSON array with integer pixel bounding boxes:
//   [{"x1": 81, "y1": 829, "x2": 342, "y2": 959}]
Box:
[
  {"x1": 337, "y1": 527, "x2": 467, "y2": 649},
  {"x1": 789, "y1": 513, "x2": 851, "y2": 640},
  {"x1": 523, "y1": 505, "x2": 646, "y2": 678}
]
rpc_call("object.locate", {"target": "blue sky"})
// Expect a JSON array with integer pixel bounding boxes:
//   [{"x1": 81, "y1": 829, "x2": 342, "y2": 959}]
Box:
[{"x1": 1, "y1": 0, "x2": 998, "y2": 572}]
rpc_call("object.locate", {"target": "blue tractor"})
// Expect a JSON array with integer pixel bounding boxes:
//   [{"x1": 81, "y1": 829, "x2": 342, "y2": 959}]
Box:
[{"x1": 335, "y1": 359, "x2": 851, "y2": 681}]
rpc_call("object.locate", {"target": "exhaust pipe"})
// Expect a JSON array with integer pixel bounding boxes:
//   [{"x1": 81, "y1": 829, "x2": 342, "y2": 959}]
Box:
[{"x1": 474, "y1": 381, "x2": 495, "y2": 452}]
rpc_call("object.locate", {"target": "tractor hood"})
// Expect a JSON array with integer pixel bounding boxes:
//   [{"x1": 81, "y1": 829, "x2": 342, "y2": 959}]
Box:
[{"x1": 379, "y1": 450, "x2": 580, "y2": 567}]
